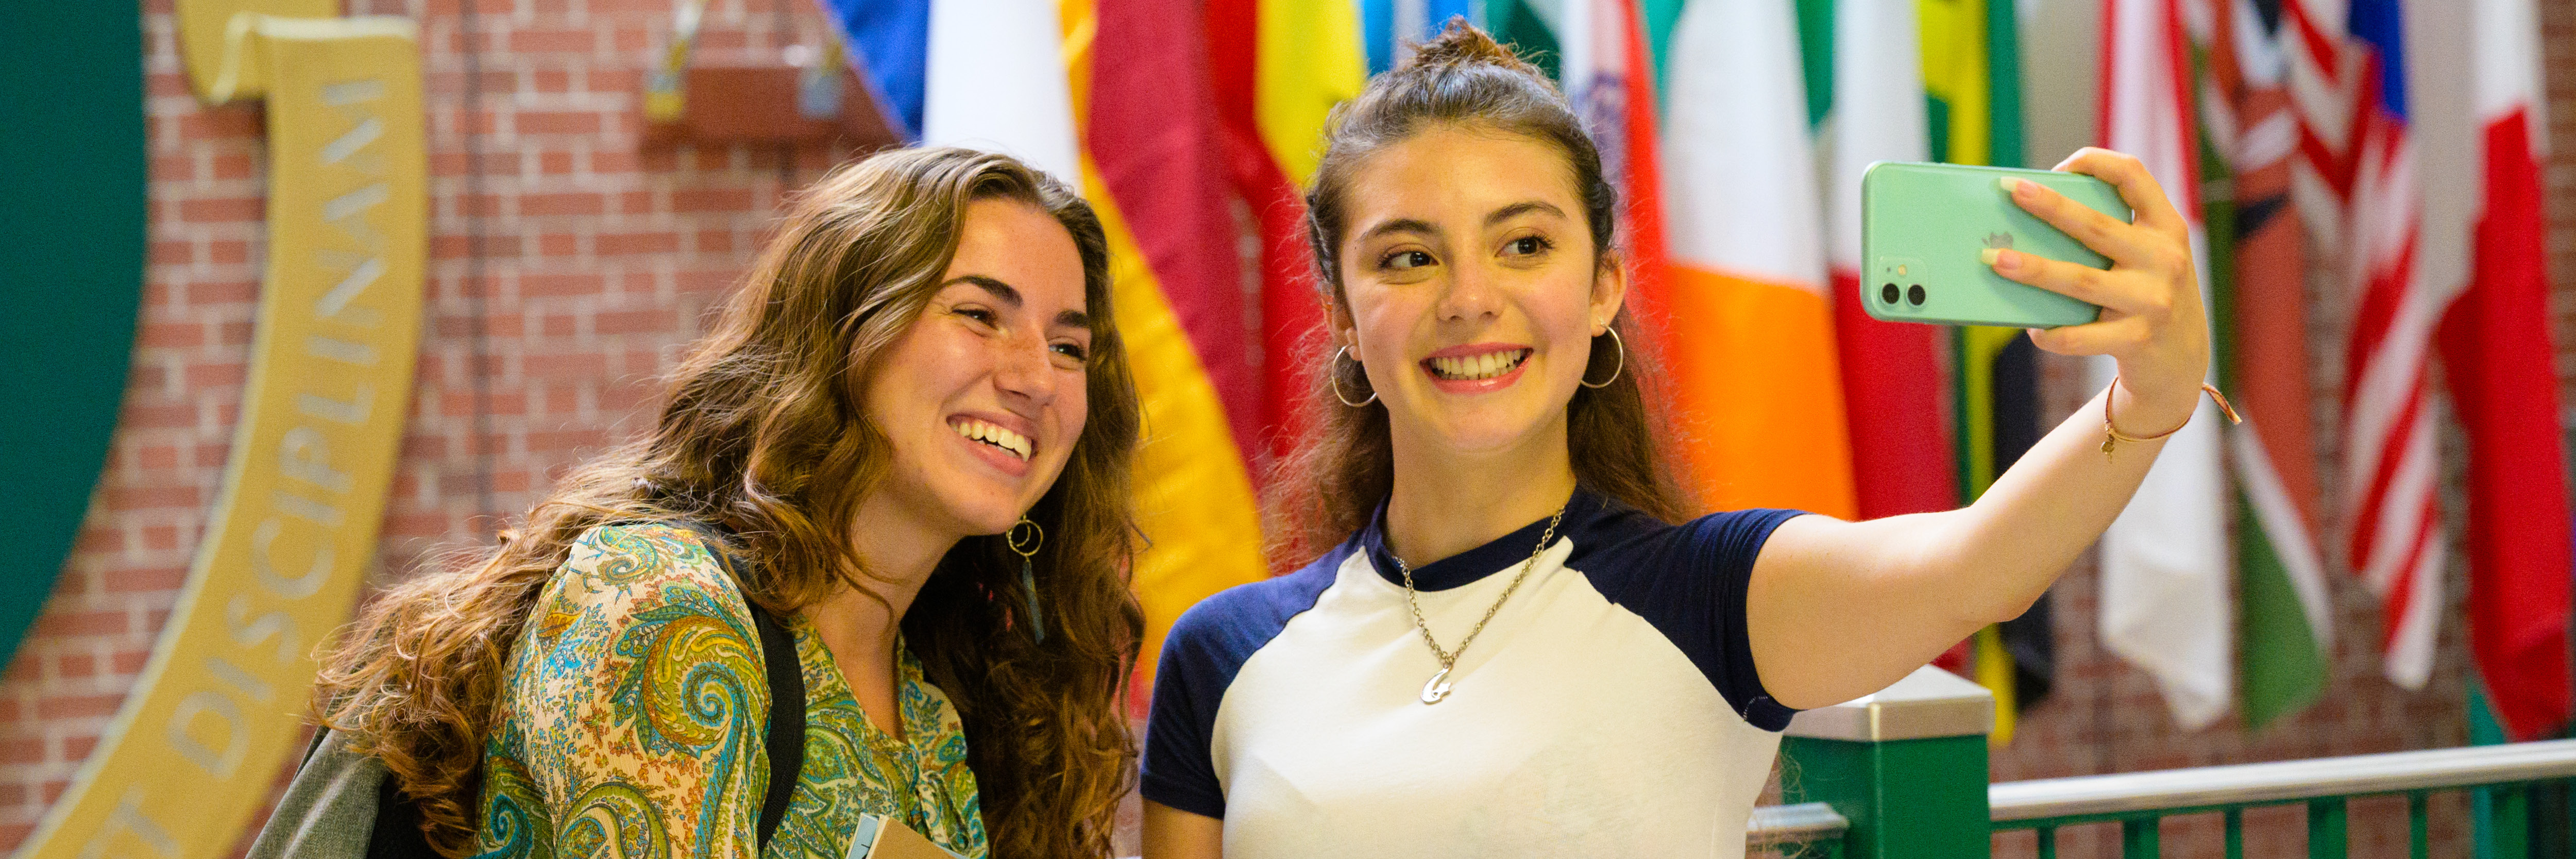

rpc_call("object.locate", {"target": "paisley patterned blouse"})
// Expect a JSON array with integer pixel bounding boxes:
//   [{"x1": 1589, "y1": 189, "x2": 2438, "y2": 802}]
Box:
[{"x1": 472, "y1": 523, "x2": 989, "y2": 858}]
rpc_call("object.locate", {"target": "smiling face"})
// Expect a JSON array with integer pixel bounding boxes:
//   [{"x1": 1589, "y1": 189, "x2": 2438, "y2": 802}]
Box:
[
  {"x1": 1330, "y1": 124, "x2": 1626, "y2": 459},
  {"x1": 862, "y1": 198, "x2": 1094, "y2": 538}
]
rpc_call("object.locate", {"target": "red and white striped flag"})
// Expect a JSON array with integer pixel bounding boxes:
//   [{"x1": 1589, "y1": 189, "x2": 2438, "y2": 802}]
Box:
[
  {"x1": 2430, "y1": 0, "x2": 2573, "y2": 740},
  {"x1": 2317, "y1": 0, "x2": 2451, "y2": 689}
]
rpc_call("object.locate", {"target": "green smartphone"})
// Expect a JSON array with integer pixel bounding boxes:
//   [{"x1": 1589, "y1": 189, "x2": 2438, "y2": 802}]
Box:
[{"x1": 1858, "y1": 161, "x2": 2129, "y2": 328}]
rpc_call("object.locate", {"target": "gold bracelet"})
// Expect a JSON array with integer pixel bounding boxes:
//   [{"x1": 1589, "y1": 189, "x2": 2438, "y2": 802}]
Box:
[{"x1": 2102, "y1": 378, "x2": 2241, "y2": 457}]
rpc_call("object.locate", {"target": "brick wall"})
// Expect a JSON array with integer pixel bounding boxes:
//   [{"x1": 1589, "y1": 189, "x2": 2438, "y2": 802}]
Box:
[{"x1": 13, "y1": 0, "x2": 2576, "y2": 854}]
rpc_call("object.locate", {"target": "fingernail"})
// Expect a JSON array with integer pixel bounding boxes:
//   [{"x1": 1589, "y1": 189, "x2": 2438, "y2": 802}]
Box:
[
  {"x1": 2000, "y1": 177, "x2": 2024, "y2": 195},
  {"x1": 1981, "y1": 247, "x2": 2018, "y2": 268}
]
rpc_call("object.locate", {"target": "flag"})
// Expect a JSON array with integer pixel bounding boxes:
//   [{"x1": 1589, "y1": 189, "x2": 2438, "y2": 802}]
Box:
[
  {"x1": 1489, "y1": 0, "x2": 1563, "y2": 81},
  {"x1": 2330, "y1": 0, "x2": 2445, "y2": 689},
  {"x1": 2096, "y1": 0, "x2": 2234, "y2": 731},
  {"x1": 814, "y1": 0, "x2": 929, "y2": 139},
  {"x1": 1065, "y1": 0, "x2": 1271, "y2": 702},
  {"x1": 1659, "y1": 0, "x2": 1856, "y2": 519},
  {"x1": 2200, "y1": 0, "x2": 2334, "y2": 732},
  {"x1": 920, "y1": 0, "x2": 1080, "y2": 182},
  {"x1": 1816, "y1": 0, "x2": 1956, "y2": 524},
  {"x1": 1562, "y1": 0, "x2": 1677, "y2": 353},
  {"x1": 1216, "y1": 0, "x2": 1364, "y2": 465},
  {"x1": 1913, "y1": 0, "x2": 2052, "y2": 740},
  {"x1": 1359, "y1": 0, "x2": 1478, "y2": 73},
  {"x1": 2433, "y1": 0, "x2": 2571, "y2": 742}
]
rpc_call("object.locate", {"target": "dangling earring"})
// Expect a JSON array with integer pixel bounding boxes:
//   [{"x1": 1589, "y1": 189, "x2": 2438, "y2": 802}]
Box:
[
  {"x1": 1579, "y1": 327, "x2": 1625, "y2": 389},
  {"x1": 1009, "y1": 516, "x2": 1045, "y2": 643},
  {"x1": 1331, "y1": 345, "x2": 1378, "y2": 407}
]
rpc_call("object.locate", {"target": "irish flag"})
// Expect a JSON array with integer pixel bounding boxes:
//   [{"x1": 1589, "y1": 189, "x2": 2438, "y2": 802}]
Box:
[{"x1": 1658, "y1": 0, "x2": 1855, "y2": 519}]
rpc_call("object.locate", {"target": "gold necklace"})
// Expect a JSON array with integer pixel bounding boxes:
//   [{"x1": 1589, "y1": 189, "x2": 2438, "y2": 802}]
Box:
[{"x1": 1388, "y1": 503, "x2": 1567, "y2": 704}]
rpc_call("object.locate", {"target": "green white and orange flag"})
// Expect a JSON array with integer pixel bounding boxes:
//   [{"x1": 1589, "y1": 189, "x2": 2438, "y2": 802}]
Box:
[{"x1": 1659, "y1": 0, "x2": 1856, "y2": 519}]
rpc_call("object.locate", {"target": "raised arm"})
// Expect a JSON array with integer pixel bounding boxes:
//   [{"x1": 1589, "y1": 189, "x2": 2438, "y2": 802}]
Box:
[{"x1": 1744, "y1": 148, "x2": 2214, "y2": 710}]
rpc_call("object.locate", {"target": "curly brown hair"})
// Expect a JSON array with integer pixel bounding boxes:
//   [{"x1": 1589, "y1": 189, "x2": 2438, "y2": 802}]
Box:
[
  {"x1": 314, "y1": 147, "x2": 1144, "y2": 858},
  {"x1": 1270, "y1": 19, "x2": 1690, "y2": 559}
]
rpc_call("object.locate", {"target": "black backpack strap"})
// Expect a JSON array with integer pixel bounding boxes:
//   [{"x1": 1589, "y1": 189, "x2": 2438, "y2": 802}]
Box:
[
  {"x1": 667, "y1": 519, "x2": 806, "y2": 851},
  {"x1": 751, "y1": 604, "x2": 805, "y2": 849}
]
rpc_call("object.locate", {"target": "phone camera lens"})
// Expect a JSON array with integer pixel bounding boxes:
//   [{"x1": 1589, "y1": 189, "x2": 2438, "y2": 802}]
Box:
[
  {"x1": 1880, "y1": 283, "x2": 1900, "y2": 304},
  {"x1": 1907, "y1": 284, "x2": 1926, "y2": 306}
]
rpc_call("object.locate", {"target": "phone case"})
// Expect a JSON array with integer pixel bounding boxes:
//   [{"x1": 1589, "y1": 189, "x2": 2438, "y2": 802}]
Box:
[{"x1": 1859, "y1": 161, "x2": 2130, "y2": 328}]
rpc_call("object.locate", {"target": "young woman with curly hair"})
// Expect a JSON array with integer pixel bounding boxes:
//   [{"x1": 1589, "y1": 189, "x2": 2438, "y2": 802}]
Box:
[
  {"x1": 311, "y1": 147, "x2": 1143, "y2": 859},
  {"x1": 1142, "y1": 22, "x2": 2218, "y2": 858}
]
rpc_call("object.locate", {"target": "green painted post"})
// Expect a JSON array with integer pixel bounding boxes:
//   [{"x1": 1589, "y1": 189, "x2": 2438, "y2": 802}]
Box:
[
  {"x1": 2121, "y1": 818, "x2": 2160, "y2": 858},
  {"x1": 1779, "y1": 667, "x2": 1996, "y2": 859},
  {"x1": 2498, "y1": 785, "x2": 2533, "y2": 859},
  {"x1": 2309, "y1": 798, "x2": 2348, "y2": 859}
]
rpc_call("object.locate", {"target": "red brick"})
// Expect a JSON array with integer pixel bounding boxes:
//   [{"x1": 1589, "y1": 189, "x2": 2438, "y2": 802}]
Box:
[
  {"x1": 211, "y1": 153, "x2": 255, "y2": 179},
  {"x1": 519, "y1": 191, "x2": 605, "y2": 217},
  {"x1": 674, "y1": 188, "x2": 753, "y2": 212},
  {"x1": 595, "y1": 308, "x2": 672, "y2": 334},
  {"x1": 35, "y1": 694, "x2": 122, "y2": 720},
  {"x1": 517, "y1": 110, "x2": 602, "y2": 136},
  {"x1": 509, "y1": 28, "x2": 597, "y2": 54},
  {"x1": 134, "y1": 321, "x2": 203, "y2": 349},
  {"x1": 520, "y1": 272, "x2": 604, "y2": 297},
  {"x1": 598, "y1": 230, "x2": 678, "y2": 256},
  {"x1": 103, "y1": 485, "x2": 199, "y2": 511},
  {"x1": 177, "y1": 196, "x2": 263, "y2": 222}
]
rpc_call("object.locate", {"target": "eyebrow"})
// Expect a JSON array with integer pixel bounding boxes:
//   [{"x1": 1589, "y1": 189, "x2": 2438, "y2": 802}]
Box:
[
  {"x1": 1354, "y1": 217, "x2": 1437, "y2": 245},
  {"x1": 1486, "y1": 200, "x2": 1567, "y2": 226},
  {"x1": 946, "y1": 275, "x2": 1091, "y2": 330},
  {"x1": 1352, "y1": 201, "x2": 1571, "y2": 245}
]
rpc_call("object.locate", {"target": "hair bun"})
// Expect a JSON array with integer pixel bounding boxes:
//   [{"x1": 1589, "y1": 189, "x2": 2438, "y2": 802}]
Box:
[{"x1": 1402, "y1": 17, "x2": 1540, "y2": 75}]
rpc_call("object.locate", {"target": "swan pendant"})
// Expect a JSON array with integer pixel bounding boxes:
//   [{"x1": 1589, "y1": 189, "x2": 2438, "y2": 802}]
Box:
[{"x1": 1420, "y1": 667, "x2": 1454, "y2": 704}]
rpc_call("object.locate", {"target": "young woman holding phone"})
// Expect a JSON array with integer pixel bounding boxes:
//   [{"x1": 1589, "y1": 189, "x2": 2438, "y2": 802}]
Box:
[
  {"x1": 313, "y1": 148, "x2": 1143, "y2": 859},
  {"x1": 1142, "y1": 23, "x2": 2217, "y2": 858}
]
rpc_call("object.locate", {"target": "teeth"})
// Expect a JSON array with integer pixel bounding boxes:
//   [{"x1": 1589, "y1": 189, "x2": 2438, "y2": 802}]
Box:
[
  {"x1": 951, "y1": 418, "x2": 1032, "y2": 461},
  {"x1": 1429, "y1": 349, "x2": 1530, "y2": 381}
]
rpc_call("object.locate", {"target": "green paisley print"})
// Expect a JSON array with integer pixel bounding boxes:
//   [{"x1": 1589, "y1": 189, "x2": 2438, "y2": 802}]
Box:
[{"x1": 473, "y1": 524, "x2": 989, "y2": 859}]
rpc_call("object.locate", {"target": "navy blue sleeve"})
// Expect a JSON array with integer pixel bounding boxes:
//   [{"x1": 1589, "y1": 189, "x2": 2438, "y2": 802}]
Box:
[
  {"x1": 1140, "y1": 603, "x2": 1233, "y2": 820},
  {"x1": 1139, "y1": 554, "x2": 1342, "y2": 820},
  {"x1": 1577, "y1": 507, "x2": 1808, "y2": 731}
]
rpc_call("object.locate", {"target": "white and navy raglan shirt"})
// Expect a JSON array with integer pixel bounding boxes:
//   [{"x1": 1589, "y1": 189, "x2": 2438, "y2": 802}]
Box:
[{"x1": 1142, "y1": 490, "x2": 1809, "y2": 858}]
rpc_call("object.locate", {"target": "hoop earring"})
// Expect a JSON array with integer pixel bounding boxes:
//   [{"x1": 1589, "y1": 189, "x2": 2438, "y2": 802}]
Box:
[
  {"x1": 1008, "y1": 517, "x2": 1046, "y2": 643},
  {"x1": 1330, "y1": 345, "x2": 1379, "y2": 407},
  {"x1": 1579, "y1": 327, "x2": 1625, "y2": 389}
]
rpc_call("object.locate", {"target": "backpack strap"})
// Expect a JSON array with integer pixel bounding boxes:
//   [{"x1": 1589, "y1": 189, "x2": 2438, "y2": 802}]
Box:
[
  {"x1": 750, "y1": 601, "x2": 806, "y2": 848},
  {"x1": 670, "y1": 520, "x2": 806, "y2": 852}
]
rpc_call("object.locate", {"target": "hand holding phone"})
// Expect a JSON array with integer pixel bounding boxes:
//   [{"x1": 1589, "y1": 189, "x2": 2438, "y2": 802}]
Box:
[
  {"x1": 1861, "y1": 148, "x2": 2216, "y2": 436},
  {"x1": 1859, "y1": 161, "x2": 2130, "y2": 329}
]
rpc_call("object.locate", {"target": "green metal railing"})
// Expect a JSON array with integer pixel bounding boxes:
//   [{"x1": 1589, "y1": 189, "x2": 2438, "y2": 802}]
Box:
[
  {"x1": 1748, "y1": 667, "x2": 2576, "y2": 858},
  {"x1": 1988, "y1": 740, "x2": 2576, "y2": 857}
]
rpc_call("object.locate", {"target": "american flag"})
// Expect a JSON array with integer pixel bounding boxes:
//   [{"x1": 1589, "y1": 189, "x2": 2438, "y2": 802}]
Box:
[{"x1": 2284, "y1": 0, "x2": 2453, "y2": 687}]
